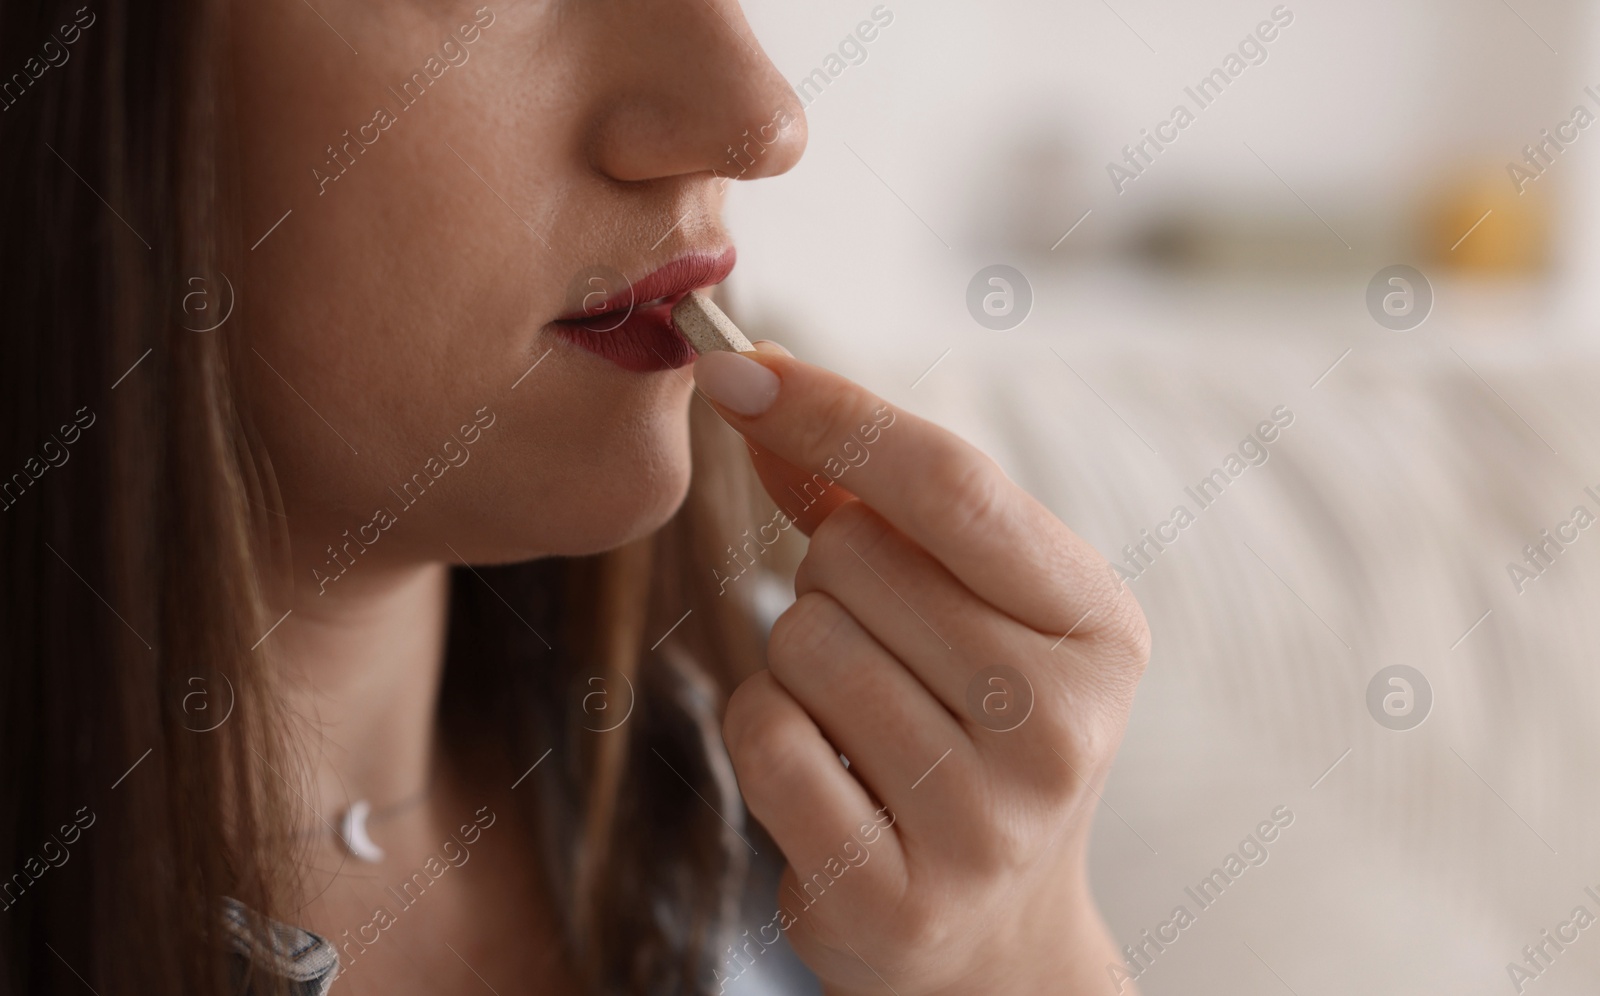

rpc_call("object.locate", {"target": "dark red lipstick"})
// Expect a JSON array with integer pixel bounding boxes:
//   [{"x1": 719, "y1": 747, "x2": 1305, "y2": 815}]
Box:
[{"x1": 549, "y1": 247, "x2": 736, "y2": 373}]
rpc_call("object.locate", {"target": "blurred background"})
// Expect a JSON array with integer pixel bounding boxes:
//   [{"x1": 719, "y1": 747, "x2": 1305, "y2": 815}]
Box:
[{"x1": 722, "y1": 0, "x2": 1600, "y2": 991}]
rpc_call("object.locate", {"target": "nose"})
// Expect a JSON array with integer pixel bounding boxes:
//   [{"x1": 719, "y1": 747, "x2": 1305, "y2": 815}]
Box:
[{"x1": 586, "y1": 0, "x2": 807, "y2": 185}]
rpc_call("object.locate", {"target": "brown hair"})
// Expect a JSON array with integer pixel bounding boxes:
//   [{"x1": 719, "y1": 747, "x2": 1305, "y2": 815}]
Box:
[{"x1": 0, "y1": 0, "x2": 773, "y2": 992}]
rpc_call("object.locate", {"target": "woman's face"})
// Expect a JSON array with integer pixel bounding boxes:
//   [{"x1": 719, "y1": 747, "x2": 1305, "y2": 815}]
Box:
[{"x1": 231, "y1": 0, "x2": 804, "y2": 574}]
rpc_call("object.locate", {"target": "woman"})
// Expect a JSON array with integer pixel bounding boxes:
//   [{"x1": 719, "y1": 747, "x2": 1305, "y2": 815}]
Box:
[{"x1": 0, "y1": 0, "x2": 1150, "y2": 992}]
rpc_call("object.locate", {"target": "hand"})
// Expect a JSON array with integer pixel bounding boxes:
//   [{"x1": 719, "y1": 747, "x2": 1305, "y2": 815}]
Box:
[{"x1": 694, "y1": 343, "x2": 1151, "y2": 996}]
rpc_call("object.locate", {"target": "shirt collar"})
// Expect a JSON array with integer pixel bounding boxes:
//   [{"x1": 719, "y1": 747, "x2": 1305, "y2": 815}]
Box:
[{"x1": 221, "y1": 896, "x2": 340, "y2": 995}]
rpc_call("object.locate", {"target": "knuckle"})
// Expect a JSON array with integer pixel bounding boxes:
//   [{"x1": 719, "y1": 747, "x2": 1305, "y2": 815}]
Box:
[
  {"x1": 1096, "y1": 584, "x2": 1153, "y2": 671},
  {"x1": 1030, "y1": 697, "x2": 1129, "y2": 815},
  {"x1": 807, "y1": 499, "x2": 886, "y2": 567},
  {"x1": 791, "y1": 552, "x2": 815, "y2": 596},
  {"x1": 766, "y1": 590, "x2": 851, "y2": 678},
  {"x1": 726, "y1": 678, "x2": 768, "y2": 749},
  {"x1": 925, "y1": 447, "x2": 1005, "y2": 536},
  {"x1": 721, "y1": 674, "x2": 766, "y2": 756},
  {"x1": 1122, "y1": 601, "x2": 1153, "y2": 666},
  {"x1": 885, "y1": 901, "x2": 945, "y2": 954},
  {"x1": 723, "y1": 677, "x2": 804, "y2": 788},
  {"x1": 1039, "y1": 711, "x2": 1095, "y2": 783},
  {"x1": 731, "y1": 720, "x2": 796, "y2": 790},
  {"x1": 1056, "y1": 548, "x2": 1153, "y2": 676},
  {"x1": 1023, "y1": 688, "x2": 1081, "y2": 757},
  {"x1": 988, "y1": 675, "x2": 1108, "y2": 802},
  {"x1": 967, "y1": 795, "x2": 1036, "y2": 875}
]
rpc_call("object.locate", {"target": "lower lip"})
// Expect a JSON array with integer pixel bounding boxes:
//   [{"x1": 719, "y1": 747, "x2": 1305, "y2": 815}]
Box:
[
  {"x1": 550, "y1": 301, "x2": 694, "y2": 374},
  {"x1": 548, "y1": 299, "x2": 696, "y2": 373}
]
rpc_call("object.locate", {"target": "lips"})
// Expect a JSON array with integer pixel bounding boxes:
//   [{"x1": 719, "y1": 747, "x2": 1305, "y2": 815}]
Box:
[{"x1": 549, "y1": 247, "x2": 736, "y2": 373}]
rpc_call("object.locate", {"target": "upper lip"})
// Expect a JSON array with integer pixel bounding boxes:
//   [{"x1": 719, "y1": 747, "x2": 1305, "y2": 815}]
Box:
[{"x1": 554, "y1": 247, "x2": 737, "y2": 321}]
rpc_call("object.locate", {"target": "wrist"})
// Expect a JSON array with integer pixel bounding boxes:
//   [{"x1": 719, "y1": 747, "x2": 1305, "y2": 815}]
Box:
[{"x1": 820, "y1": 841, "x2": 1134, "y2": 996}]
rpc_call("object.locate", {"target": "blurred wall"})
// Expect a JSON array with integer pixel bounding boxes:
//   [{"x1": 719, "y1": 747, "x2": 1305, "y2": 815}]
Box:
[{"x1": 729, "y1": 0, "x2": 1594, "y2": 361}]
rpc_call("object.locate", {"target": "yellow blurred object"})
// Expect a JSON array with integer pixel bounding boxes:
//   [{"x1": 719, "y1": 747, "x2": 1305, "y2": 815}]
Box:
[{"x1": 1427, "y1": 174, "x2": 1549, "y2": 272}]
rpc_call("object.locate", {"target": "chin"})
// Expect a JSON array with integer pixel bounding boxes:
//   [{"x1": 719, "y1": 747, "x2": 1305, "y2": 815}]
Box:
[
  {"x1": 547, "y1": 474, "x2": 691, "y2": 556},
  {"x1": 491, "y1": 438, "x2": 695, "y2": 561}
]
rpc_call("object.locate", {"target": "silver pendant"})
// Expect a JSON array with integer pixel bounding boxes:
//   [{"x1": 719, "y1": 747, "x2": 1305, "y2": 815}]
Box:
[{"x1": 338, "y1": 800, "x2": 385, "y2": 863}]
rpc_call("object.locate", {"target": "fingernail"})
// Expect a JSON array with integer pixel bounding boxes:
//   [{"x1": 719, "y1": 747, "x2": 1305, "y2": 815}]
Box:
[
  {"x1": 694, "y1": 350, "x2": 779, "y2": 416},
  {"x1": 751, "y1": 339, "x2": 793, "y2": 358}
]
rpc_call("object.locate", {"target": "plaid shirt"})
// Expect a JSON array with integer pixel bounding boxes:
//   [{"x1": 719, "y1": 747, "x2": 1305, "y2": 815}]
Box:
[{"x1": 222, "y1": 897, "x2": 340, "y2": 995}]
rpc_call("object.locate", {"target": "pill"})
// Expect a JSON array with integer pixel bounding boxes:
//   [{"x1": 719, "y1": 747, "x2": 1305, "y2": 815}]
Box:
[{"x1": 671, "y1": 290, "x2": 754, "y2": 354}]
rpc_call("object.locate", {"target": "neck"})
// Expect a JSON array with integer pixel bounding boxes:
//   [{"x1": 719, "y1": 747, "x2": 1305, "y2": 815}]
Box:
[{"x1": 267, "y1": 546, "x2": 452, "y2": 826}]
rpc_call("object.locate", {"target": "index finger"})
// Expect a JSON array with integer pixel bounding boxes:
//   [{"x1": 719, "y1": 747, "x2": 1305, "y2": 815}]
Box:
[{"x1": 693, "y1": 348, "x2": 1129, "y2": 641}]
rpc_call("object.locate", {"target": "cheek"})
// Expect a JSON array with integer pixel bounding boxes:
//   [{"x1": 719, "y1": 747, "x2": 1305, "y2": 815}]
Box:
[
  {"x1": 231, "y1": 1, "x2": 712, "y2": 568},
  {"x1": 231, "y1": 2, "x2": 623, "y2": 558}
]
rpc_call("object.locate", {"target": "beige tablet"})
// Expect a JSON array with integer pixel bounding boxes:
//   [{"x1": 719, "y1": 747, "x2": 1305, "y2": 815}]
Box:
[{"x1": 671, "y1": 290, "x2": 754, "y2": 354}]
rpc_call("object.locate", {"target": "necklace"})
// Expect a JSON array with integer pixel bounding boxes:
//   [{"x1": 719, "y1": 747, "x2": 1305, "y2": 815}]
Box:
[{"x1": 331, "y1": 783, "x2": 432, "y2": 863}]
